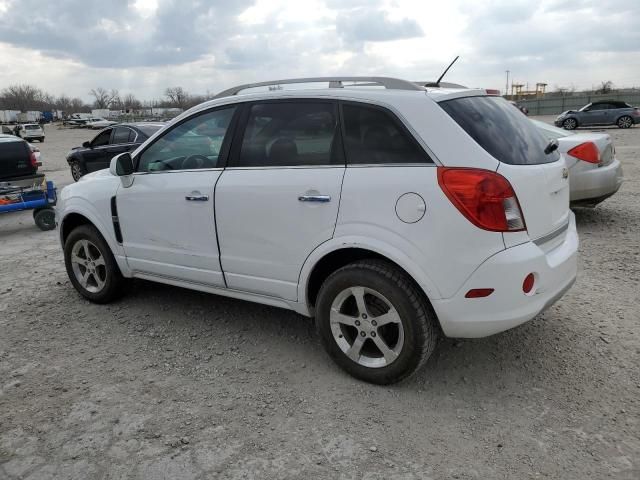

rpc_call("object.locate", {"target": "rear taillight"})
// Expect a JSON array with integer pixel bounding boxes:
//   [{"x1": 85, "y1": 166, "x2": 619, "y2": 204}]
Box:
[
  {"x1": 568, "y1": 141, "x2": 600, "y2": 164},
  {"x1": 29, "y1": 151, "x2": 38, "y2": 169},
  {"x1": 632, "y1": 108, "x2": 640, "y2": 116},
  {"x1": 437, "y1": 167, "x2": 526, "y2": 232}
]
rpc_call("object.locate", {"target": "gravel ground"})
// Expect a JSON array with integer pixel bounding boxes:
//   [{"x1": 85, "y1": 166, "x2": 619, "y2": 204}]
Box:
[{"x1": 1, "y1": 119, "x2": 638, "y2": 479}]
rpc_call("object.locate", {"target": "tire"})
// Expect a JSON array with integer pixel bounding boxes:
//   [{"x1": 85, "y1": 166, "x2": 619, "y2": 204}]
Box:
[
  {"x1": 617, "y1": 116, "x2": 633, "y2": 129},
  {"x1": 315, "y1": 260, "x2": 439, "y2": 384},
  {"x1": 39, "y1": 137, "x2": 45, "y2": 142},
  {"x1": 64, "y1": 224, "x2": 126, "y2": 303},
  {"x1": 70, "y1": 161, "x2": 86, "y2": 181},
  {"x1": 33, "y1": 208, "x2": 55, "y2": 231},
  {"x1": 563, "y1": 118, "x2": 578, "y2": 130}
]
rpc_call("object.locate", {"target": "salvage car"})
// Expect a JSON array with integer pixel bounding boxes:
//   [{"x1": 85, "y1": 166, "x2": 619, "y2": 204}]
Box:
[
  {"x1": 56, "y1": 77, "x2": 578, "y2": 384},
  {"x1": 555, "y1": 100, "x2": 639, "y2": 130},
  {"x1": 0, "y1": 134, "x2": 43, "y2": 188},
  {"x1": 532, "y1": 119, "x2": 623, "y2": 207},
  {"x1": 85, "y1": 117, "x2": 118, "y2": 129},
  {"x1": 66, "y1": 123, "x2": 164, "y2": 181}
]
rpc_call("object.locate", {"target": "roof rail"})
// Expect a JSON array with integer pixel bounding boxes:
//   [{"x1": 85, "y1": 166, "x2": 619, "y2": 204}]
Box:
[{"x1": 213, "y1": 76, "x2": 424, "y2": 99}]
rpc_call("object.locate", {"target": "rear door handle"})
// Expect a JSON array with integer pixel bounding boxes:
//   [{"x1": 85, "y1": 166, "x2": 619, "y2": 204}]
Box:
[
  {"x1": 298, "y1": 195, "x2": 331, "y2": 203},
  {"x1": 185, "y1": 193, "x2": 209, "y2": 201}
]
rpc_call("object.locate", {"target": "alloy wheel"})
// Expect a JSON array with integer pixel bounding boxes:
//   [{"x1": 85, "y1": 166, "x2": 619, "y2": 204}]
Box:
[
  {"x1": 330, "y1": 286, "x2": 405, "y2": 368},
  {"x1": 70, "y1": 239, "x2": 107, "y2": 293}
]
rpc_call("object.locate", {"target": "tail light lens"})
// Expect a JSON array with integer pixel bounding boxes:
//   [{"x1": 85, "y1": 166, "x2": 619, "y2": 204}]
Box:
[
  {"x1": 29, "y1": 150, "x2": 38, "y2": 169},
  {"x1": 632, "y1": 108, "x2": 640, "y2": 116},
  {"x1": 568, "y1": 141, "x2": 600, "y2": 164},
  {"x1": 437, "y1": 167, "x2": 526, "y2": 232}
]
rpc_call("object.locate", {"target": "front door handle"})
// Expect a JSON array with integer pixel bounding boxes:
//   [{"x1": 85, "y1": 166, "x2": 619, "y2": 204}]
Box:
[
  {"x1": 298, "y1": 195, "x2": 331, "y2": 203},
  {"x1": 185, "y1": 193, "x2": 209, "y2": 201}
]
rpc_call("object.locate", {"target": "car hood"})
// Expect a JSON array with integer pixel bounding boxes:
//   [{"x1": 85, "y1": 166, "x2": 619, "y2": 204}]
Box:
[{"x1": 79, "y1": 168, "x2": 112, "y2": 182}]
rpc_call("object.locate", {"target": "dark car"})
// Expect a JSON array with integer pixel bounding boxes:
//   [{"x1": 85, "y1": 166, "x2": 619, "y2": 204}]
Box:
[
  {"x1": 66, "y1": 123, "x2": 164, "y2": 181},
  {"x1": 555, "y1": 100, "x2": 640, "y2": 130},
  {"x1": 0, "y1": 134, "x2": 42, "y2": 187}
]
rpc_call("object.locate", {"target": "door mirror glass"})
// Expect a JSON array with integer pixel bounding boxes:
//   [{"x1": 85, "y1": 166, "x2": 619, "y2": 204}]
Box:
[
  {"x1": 82, "y1": 141, "x2": 91, "y2": 148},
  {"x1": 110, "y1": 152, "x2": 134, "y2": 176}
]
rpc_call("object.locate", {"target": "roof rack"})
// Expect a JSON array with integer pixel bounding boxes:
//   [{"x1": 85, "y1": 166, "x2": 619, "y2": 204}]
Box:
[{"x1": 213, "y1": 76, "x2": 424, "y2": 99}]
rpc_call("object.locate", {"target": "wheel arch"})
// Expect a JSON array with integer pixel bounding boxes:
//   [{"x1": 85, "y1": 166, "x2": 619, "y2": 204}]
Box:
[{"x1": 299, "y1": 240, "x2": 442, "y2": 315}]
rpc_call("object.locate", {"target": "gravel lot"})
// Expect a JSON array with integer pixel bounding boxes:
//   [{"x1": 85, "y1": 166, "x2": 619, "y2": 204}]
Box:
[{"x1": 1, "y1": 119, "x2": 638, "y2": 479}]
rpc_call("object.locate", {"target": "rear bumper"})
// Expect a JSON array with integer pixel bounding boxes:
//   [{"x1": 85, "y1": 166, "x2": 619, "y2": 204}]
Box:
[
  {"x1": 570, "y1": 158, "x2": 623, "y2": 204},
  {"x1": 432, "y1": 212, "x2": 578, "y2": 338}
]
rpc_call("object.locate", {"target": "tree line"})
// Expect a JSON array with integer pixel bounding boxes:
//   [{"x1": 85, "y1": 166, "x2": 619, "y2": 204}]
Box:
[{"x1": 0, "y1": 84, "x2": 213, "y2": 113}]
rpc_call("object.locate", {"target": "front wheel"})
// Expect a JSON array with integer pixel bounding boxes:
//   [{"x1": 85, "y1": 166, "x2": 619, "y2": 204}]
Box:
[
  {"x1": 617, "y1": 116, "x2": 633, "y2": 129},
  {"x1": 563, "y1": 118, "x2": 578, "y2": 130},
  {"x1": 315, "y1": 260, "x2": 439, "y2": 384},
  {"x1": 64, "y1": 225, "x2": 126, "y2": 303},
  {"x1": 70, "y1": 161, "x2": 86, "y2": 181}
]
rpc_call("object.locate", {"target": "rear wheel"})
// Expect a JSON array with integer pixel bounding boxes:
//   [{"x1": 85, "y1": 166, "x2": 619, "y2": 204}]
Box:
[
  {"x1": 563, "y1": 118, "x2": 578, "y2": 130},
  {"x1": 39, "y1": 137, "x2": 45, "y2": 142},
  {"x1": 617, "y1": 116, "x2": 633, "y2": 129},
  {"x1": 315, "y1": 260, "x2": 439, "y2": 384},
  {"x1": 64, "y1": 225, "x2": 126, "y2": 303},
  {"x1": 70, "y1": 161, "x2": 86, "y2": 181}
]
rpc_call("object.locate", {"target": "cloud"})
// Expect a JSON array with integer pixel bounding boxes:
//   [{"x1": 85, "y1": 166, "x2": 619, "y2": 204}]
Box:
[{"x1": 336, "y1": 8, "x2": 423, "y2": 44}]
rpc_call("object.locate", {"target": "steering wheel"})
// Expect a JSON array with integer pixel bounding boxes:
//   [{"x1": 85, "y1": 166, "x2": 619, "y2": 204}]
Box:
[{"x1": 182, "y1": 154, "x2": 210, "y2": 170}]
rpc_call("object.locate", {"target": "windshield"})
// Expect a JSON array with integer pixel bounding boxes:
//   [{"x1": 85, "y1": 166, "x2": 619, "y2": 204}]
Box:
[
  {"x1": 530, "y1": 119, "x2": 573, "y2": 140},
  {"x1": 440, "y1": 96, "x2": 560, "y2": 165}
]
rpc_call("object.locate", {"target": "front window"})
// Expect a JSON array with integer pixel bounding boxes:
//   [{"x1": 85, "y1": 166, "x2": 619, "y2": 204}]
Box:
[
  {"x1": 91, "y1": 129, "x2": 112, "y2": 147},
  {"x1": 137, "y1": 107, "x2": 236, "y2": 172}
]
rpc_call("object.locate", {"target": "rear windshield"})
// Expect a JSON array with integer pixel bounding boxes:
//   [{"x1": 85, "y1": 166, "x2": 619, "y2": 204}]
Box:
[
  {"x1": 136, "y1": 125, "x2": 163, "y2": 137},
  {"x1": 440, "y1": 96, "x2": 560, "y2": 165},
  {"x1": 24, "y1": 125, "x2": 40, "y2": 130},
  {"x1": 0, "y1": 140, "x2": 30, "y2": 178}
]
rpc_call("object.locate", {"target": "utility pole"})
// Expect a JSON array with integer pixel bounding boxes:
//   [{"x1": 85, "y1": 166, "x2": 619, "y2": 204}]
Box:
[{"x1": 505, "y1": 70, "x2": 510, "y2": 97}]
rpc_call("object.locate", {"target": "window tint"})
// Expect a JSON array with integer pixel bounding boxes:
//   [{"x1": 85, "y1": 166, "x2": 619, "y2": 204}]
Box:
[
  {"x1": 440, "y1": 96, "x2": 559, "y2": 165},
  {"x1": 128, "y1": 129, "x2": 137, "y2": 142},
  {"x1": 342, "y1": 103, "x2": 430, "y2": 164},
  {"x1": 137, "y1": 107, "x2": 236, "y2": 172},
  {"x1": 590, "y1": 104, "x2": 609, "y2": 110},
  {"x1": 112, "y1": 127, "x2": 131, "y2": 144},
  {"x1": 91, "y1": 129, "x2": 112, "y2": 147},
  {"x1": 236, "y1": 102, "x2": 340, "y2": 167}
]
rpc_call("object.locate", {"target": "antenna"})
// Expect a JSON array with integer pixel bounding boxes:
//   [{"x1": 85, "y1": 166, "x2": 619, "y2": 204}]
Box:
[{"x1": 425, "y1": 56, "x2": 460, "y2": 87}]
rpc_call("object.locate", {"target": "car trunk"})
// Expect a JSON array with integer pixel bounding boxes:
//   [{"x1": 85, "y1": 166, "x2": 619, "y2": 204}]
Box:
[
  {"x1": 0, "y1": 140, "x2": 34, "y2": 180},
  {"x1": 439, "y1": 95, "x2": 570, "y2": 242}
]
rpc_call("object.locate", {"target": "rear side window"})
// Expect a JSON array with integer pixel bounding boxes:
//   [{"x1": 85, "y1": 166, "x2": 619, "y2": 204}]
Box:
[
  {"x1": 440, "y1": 96, "x2": 560, "y2": 165},
  {"x1": 112, "y1": 127, "x2": 131, "y2": 144},
  {"x1": 342, "y1": 103, "x2": 431, "y2": 164},
  {"x1": 235, "y1": 102, "x2": 341, "y2": 167}
]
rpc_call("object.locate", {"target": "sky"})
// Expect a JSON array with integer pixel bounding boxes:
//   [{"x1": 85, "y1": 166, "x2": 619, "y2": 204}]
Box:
[{"x1": 0, "y1": 0, "x2": 638, "y2": 102}]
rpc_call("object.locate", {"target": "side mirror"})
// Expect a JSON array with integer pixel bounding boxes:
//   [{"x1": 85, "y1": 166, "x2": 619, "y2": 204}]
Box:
[
  {"x1": 82, "y1": 141, "x2": 91, "y2": 148},
  {"x1": 110, "y1": 152, "x2": 134, "y2": 176}
]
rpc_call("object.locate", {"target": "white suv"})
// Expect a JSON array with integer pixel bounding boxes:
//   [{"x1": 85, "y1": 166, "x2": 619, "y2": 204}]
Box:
[{"x1": 56, "y1": 77, "x2": 578, "y2": 384}]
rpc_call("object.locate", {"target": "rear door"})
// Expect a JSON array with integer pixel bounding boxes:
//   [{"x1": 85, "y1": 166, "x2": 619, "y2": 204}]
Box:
[
  {"x1": 215, "y1": 100, "x2": 345, "y2": 300},
  {"x1": 440, "y1": 96, "x2": 570, "y2": 243}
]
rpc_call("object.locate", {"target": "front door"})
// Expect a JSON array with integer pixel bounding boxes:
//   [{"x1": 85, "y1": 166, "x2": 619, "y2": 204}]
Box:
[
  {"x1": 117, "y1": 106, "x2": 238, "y2": 287},
  {"x1": 84, "y1": 128, "x2": 113, "y2": 172},
  {"x1": 216, "y1": 101, "x2": 345, "y2": 300}
]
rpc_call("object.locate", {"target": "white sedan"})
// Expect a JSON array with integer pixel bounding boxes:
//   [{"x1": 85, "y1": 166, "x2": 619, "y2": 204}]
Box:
[
  {"x1": 85, "y1": 118, "x2": 117, "y2": 129},
  {"x1": 532, "y1": 119, "x2": 623, "y2": 207}
]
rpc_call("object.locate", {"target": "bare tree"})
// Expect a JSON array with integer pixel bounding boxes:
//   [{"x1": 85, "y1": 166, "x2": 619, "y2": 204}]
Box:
[
  {"x1": 596, "y1": 81, "x2": 614, "y2": 94},
  {"x1": 70, "y1": 97, "x2": 89, "y2": 113},
  {"x1": 55, "y1": 94, "x2": 72, "y2": 112},
  {"x1": 122, "y1": 93, "x2": 142, "y2": 110},
  {"x1": 89, "y1": 87, "x2": 120, "y2": 109},
  {"x1": 164, "y1": 86, "x2": 189, "y2": 108},
  {"x1": 0, "y1": 84, "x2": 43, "y2": 111}
]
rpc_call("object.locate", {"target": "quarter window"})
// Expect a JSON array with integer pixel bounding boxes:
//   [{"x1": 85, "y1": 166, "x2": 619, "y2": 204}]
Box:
[
  {"x1": 137, "y1": 107, "x2": 236, "y2": 172},
  {"x1": 235, "y1": 102, "x2": 341, "y2": 167},
  {"x1": 342, "y1": 104, "x2": 430, "y2": 164}
]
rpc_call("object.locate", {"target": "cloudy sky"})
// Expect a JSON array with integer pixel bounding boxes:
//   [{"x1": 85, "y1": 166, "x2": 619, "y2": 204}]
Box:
[{"x1": 0, "y1": 0, "x2": 638, "y2": 102}]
